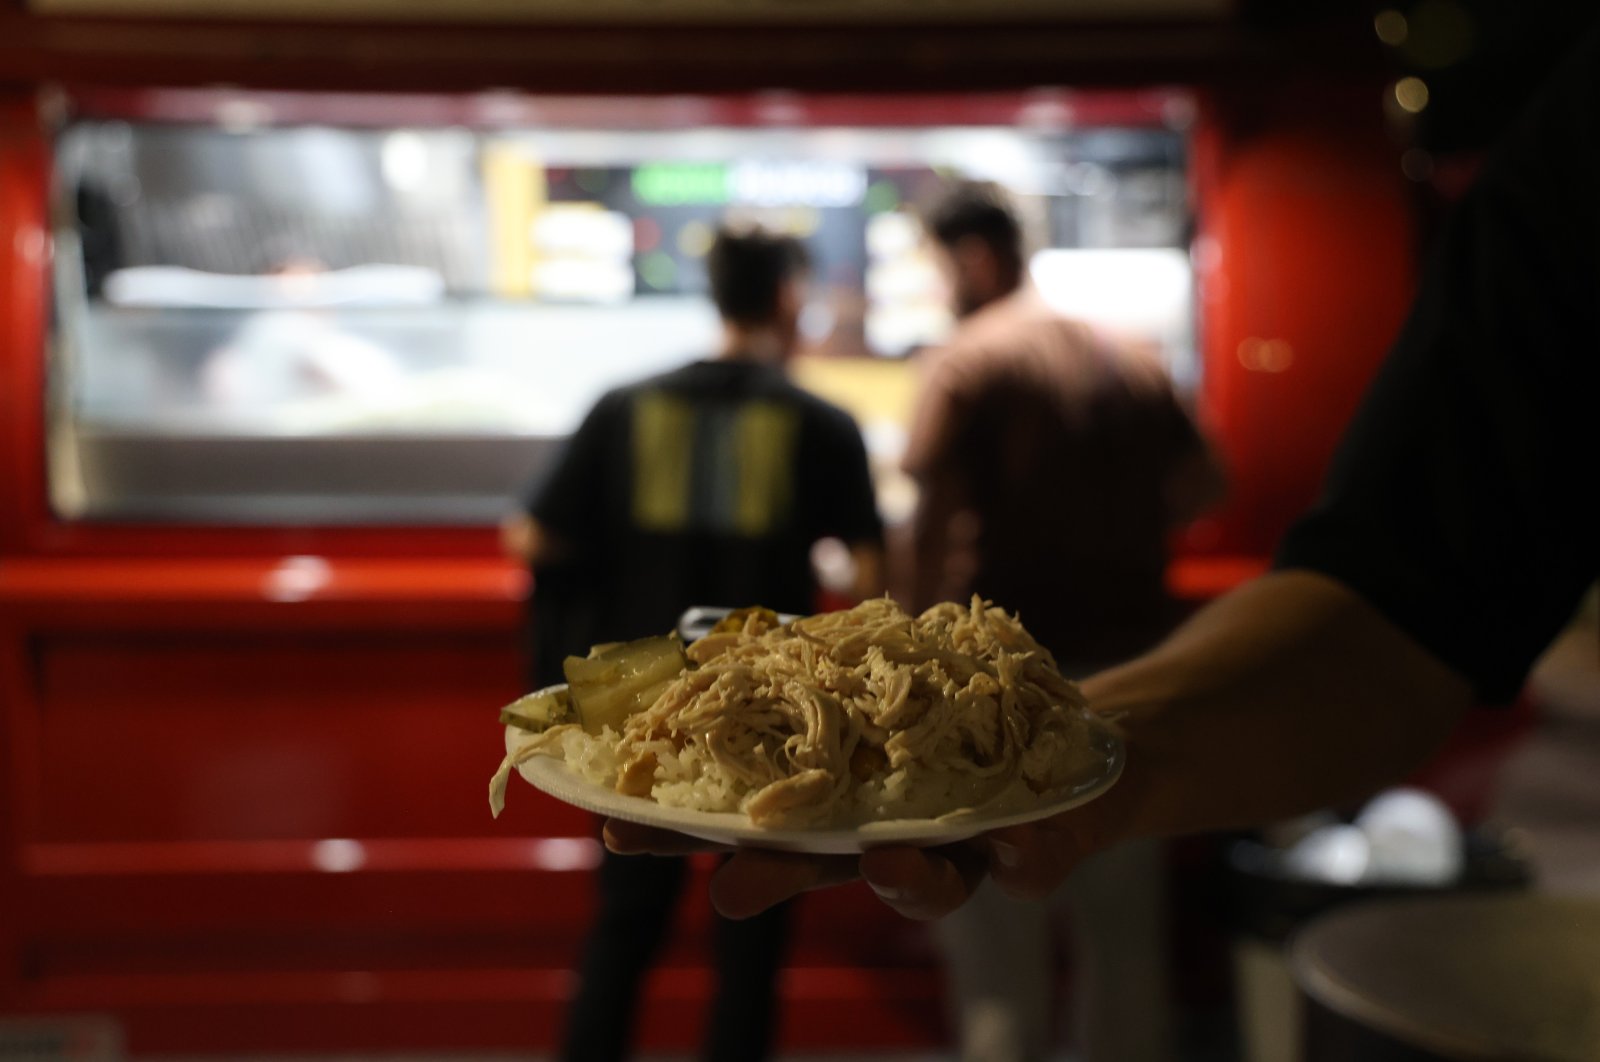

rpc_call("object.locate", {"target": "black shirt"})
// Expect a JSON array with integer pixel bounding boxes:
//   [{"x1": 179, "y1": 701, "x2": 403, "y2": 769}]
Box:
[
  {"x1": 1276, "y1": 24, "x2": 1600, "y2": 703},
  {"x1": 525, "y1": 358, "x2": 883, "y2": 684}
]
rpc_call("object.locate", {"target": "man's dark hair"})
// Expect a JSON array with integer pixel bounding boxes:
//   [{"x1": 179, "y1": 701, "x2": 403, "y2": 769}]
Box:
[
  {"x1": 705, "y1": 225, "x2": 810, "y2": 326},
  {"x1": 921, "y1": 181, "x2": 1025, "y2": 277}
]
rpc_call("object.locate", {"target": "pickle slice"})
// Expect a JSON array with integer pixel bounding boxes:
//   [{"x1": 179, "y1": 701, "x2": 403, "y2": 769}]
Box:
[
  {"x1": 564, "y1": 633, "x2": 687, "y2": 735},
  {"x1": 499, "y1": 686, "x2": 573, "y2": 732}
]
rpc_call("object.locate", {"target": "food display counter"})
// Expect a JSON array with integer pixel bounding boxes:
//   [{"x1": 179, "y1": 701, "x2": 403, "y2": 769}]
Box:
[{"x1": 51, "y1": 93, "x2": 1192, "y2": 526}]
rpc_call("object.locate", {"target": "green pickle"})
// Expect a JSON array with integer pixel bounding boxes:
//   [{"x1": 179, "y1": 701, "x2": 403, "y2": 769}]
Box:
[
  {"x1": 564, "y1": 633, "x2": 687, "y2": 735},
  {"x1": 499, "y1": 686, "x2": 573, "y2": 732}
]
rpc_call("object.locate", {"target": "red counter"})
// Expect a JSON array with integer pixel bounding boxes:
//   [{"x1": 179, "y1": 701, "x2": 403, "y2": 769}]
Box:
[{"x1": 0, "y1": 554, "x2": 952, "y2": 1053}]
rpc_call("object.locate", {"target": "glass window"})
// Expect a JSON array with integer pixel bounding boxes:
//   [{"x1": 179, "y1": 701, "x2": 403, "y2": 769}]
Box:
[{"x1": 50, "y1": 93, "x2": 1193, "y2": 524}]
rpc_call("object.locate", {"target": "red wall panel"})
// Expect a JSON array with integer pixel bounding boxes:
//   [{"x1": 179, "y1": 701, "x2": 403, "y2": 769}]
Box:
[
  {"x1": 0, "y1": 555, "x2": 954, "y2": 1053},
  {"x1": 1186, "y1": 86, "x2": 1416, "y2": 558},
  {"x1": 33, "y1": 632, "x2": 533, "y2": 841},
  {"x1": 0, "y1": 99, "x2": 49, "y2": 559}
]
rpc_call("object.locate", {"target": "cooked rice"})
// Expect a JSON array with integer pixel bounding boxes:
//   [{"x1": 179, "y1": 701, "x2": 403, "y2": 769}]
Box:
[{"x1": 490, "y1": 596, "x2": 1101, "y2": 827}]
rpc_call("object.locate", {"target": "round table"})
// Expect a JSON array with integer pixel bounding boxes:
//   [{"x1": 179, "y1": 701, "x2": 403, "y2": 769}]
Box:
[{"x1": 1291, "y1": 893, "x2": 1600, "y2": 1061}]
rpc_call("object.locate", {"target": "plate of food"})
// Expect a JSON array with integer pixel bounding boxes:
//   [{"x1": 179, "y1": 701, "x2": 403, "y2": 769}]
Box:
[{"x1": 489, "y1": 597, "x2": 1124, "y2": 854}]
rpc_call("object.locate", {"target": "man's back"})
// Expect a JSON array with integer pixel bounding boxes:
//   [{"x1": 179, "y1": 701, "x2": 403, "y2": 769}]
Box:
[
  {"x1": 530, "y1": 358, "x2": 881, "y2": 677},
  {"x1": 906, "y1": 292, "x2": 1208, "y2": 664}
]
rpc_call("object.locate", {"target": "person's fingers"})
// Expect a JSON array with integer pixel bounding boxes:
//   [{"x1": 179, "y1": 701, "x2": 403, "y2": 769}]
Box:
[
  {"x1": 602, "y1": 819, "x2": 730, "y2": 856},
  {"x1": 859, "y1": 842, "x2": 987, "y2": 920},
  {"x1": 607, "y1": 801, "x2": 1113, "y2": 917},
  {"x1": 708, "y1": 849, "x2": 861, "y2": 920},
  {"x1": 984, "y1": 812, "x2": 1100, "y2": 900}
]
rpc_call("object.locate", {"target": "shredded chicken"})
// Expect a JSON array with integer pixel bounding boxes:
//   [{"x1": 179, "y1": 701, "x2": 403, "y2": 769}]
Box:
[{"x1": 492, "y1": 596, "x2": 1098, "y2": 828}]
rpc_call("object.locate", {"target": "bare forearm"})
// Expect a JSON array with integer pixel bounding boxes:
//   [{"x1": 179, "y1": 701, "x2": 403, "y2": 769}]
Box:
[{"x1": 1082, "y1": 569, "x2": 1473, "y2": 845}]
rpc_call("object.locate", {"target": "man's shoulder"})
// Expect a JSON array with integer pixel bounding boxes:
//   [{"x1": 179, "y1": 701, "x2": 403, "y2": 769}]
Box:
[
  {"x1": 781, "y1": 380, "x2": 860, "y2": 434},
  {"x1": 628, "y1": 360, "x2": 706, "y2": 394},
  {"x1": 577, "y1": 381, "x2": 641, "y2": 427},
  {"x1": 939, "y1": 296, "x2": 1095, "y2": 373},
  {"x1": 589, "y1": 360, "x2": 707, "y2": 411},
  {"x1": 610, "y1": 361, "x2": 857, "y2": 433},
  {"x1": 714, "y1": 364, "x2": 857, "y2": 429}
]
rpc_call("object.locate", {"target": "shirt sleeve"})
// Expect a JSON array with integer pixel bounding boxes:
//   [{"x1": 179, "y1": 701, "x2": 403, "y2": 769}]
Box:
[
  {"x1": 1275, "y1": 25, "x2": 1600, "y2": 703},
  {"x1": 804, "y1": 404, "x2": 884, "y2": 548},
  {"x1": 900, "y1": 346, "x2": 978, "y2": 609},
  {"x1": 1121, "y1": 344, "x2": 1207, "y2": 475},
  {"x1": 524, "y1": 390, "x2": 619, "y2": 546},
  {"x1": 901, "y1": 345, "x2": 972, "y2": 480}
]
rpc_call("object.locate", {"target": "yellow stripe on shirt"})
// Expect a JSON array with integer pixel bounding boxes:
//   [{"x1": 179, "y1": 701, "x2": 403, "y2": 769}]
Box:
[
  {"x1": 732, "y1": 402, "x2": 799, "y2": 536},
  {"x1": 631, "y1": 393, "x2": 696, "y2": 532}
]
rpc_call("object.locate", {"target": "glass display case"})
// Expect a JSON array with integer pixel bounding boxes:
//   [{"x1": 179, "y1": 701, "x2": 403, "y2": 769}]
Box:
[{"x1": 49, "y1": 92, "x2": 1194, "y2": 523}]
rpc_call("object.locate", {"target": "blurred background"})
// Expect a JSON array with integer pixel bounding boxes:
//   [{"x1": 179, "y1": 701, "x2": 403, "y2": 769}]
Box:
[{"x1": 1, "y1": 0, "x2": 1597, "y2": 1060}]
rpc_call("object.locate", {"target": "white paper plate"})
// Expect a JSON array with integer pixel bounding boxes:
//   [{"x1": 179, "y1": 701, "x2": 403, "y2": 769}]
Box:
[{"x1": 504, "y1": 705, "x2": 1124, "y2": 855}]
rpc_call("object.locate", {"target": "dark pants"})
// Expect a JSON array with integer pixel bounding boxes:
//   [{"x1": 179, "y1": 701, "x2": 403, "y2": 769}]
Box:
[{"x1": 561, "y1": 848, "x2": 791, "y2": 1062}]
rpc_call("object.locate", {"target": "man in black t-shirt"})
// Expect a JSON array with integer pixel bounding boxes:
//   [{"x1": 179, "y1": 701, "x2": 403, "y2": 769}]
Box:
[
  {"x1": 511, "y1": 338, "x2": 883, "y2": 682},
  {"x1": 601, "y1": 23, "x2": 1600, "y2": 923},
  {"x1": 502, "y1": 225, "x2": 883, "y2": 1062}
]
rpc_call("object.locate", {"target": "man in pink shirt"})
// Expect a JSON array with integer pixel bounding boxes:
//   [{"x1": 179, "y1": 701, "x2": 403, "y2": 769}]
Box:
[{"x1": 903, "y1": 182, "x2": 1223, "y2": 1062}]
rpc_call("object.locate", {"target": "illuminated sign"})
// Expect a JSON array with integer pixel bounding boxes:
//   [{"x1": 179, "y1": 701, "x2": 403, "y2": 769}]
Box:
[
  {"x1": 729, "y1": 161, "x2": 866, "y2": 207},
  {"x1": 631, "y1": 164, "x2": 730, "y2": 206},
  {"x1": 631, "y1": 161, "x2": 867, "y2": 208}
]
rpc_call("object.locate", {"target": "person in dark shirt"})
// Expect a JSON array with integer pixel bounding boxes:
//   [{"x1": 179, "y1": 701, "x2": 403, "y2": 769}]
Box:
[
  {"x1": 600, "y1": 22, "x2": 1599, "y2": 924},
  {"x1": 502, "y1": 224, "x2": 884, "y2": 1062}
]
